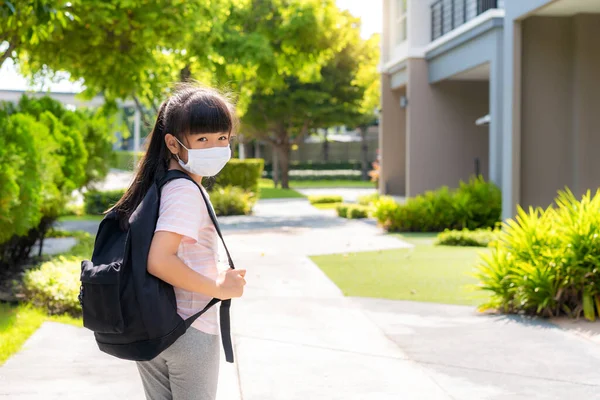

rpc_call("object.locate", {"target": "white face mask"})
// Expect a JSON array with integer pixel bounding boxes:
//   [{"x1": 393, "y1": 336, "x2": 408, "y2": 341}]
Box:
[{"x1": 174, "y1": 137, "x2": 231, "y2": 177}]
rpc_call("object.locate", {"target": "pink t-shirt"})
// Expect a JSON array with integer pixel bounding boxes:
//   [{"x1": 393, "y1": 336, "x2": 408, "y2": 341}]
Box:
[{"x1": 155, "y1": 179, "x2": 220, "y2": 335}]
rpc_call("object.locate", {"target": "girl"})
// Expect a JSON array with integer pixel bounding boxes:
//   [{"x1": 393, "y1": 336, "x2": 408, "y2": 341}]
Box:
[{"x1": 112, "y1": 84, "x2": 247, "y2": 400}]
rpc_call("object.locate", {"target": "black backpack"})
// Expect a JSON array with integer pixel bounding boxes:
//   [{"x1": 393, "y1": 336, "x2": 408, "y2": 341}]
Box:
[{"x1": 79, "y1": 169, "x2": 234, "y2": 363}]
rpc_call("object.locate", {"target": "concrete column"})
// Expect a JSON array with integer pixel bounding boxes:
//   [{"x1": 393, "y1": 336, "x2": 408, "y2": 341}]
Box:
[
  {"x1": 488, "y1": 29, "x2": 504, "y2": 188},
  {"x1": 379, "y1": 74, "x2": 407, "y2": 196}
]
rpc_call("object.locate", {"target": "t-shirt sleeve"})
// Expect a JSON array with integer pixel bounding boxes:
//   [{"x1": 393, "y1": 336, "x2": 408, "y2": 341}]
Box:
[{"x1": 155, "y1": 180, "x2": 210, "y2": 242}]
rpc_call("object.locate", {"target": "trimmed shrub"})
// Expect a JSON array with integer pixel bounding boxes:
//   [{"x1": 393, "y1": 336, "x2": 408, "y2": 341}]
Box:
[
  {"x1": 309, "y1": 195, "x2": 344, "y2": 205},
  {"x1": 357, "y1": 193, "x2": 380, "y2": 206},
  {"x1": 373, "y1": 176, "x2": 501, "y2": 233},
  {"x1": 21, "y1": 256, "x2": 82, "y2": 316},
  {"x1": 336, "y1": 204, "x2": 350, "y2": 218},
  {"x1": 475, "y1": 189, "x2": 600, "y2": 320},
  {"x1": 84, "y1": 190, "x2": 125, "y2": 215},
  {"x1": 111, "y1": 151, "x2": 144, "y2": 171},
  {"x1": 210, "y1": 186, "x2": 256, "y2": 216},
  {"x1": 336, "y1": 203, "x2": 368, "y2": 219},
  {"x1": 347, "y1": 205, "x2": 369, "y2": 219},
  {"x1": 263, "y1": 160, "x2": 362, "y2": 172},
  {"x1": 214, "y1": 158, "x2": 264, "y2": 193},
  {"x1": 436, "y1": 228, "x2": 499, "y2": 247}
]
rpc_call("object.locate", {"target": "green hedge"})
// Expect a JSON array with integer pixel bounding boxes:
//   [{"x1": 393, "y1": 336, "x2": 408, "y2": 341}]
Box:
[
  {"x1": 111, "y1": 151, "x2": 144, "y2": 171},
  {"x1": 308, "y1": 195, "x2": 344, "y2": 205},
  {"x1": 337, "y1": 203, "x2": 369, "y2": 219},
  {"x1": 357, "y1": 193, "x2": 380, "y2": 206},
  {"x1": 214, "y1": 158, "x2": 264, "y2": 193},
  {"x1": 84, "y1": 190, "x2": 125, "y2": 215},
  {"x1": 475, "y1": 189, "x2": 600, "y2": 321},
  {"x1": 373, "y1": 176, "x2": 501, "y2": 232},
  {"x1": 264, "y1": 160, "x2": 361, "y2": 172},
  {"x1": 263, "y1": 172, "x2": 363, "y2": 181},
  {"x1": 209, "y1": 186, "x2": 256, "y2": 216},
  {"x1": 436, "y1": 228, "x2": 499, "y2": 247}
]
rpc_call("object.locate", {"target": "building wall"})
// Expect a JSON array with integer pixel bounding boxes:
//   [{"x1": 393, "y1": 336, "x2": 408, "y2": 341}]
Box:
[
  {"x1": 520, "y1": 15, "x2": 600, "y2": 209},
  {"x1": 379, "y1": 74, "x2": 407, "y2": 195},
  {"x1": 406, "y1": 58, "x2": 489, "y2": 196}
]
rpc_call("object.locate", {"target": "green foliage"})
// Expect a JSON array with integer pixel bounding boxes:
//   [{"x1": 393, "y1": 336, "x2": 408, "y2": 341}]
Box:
[
  {"x1": 373, "y1": 176, "x2": 501, "y2": 233},
  {"x1": 84, "y1": 190, "x2": 125, "y2": 215},
  {"x1": 214, "y1": 159, "x2": 264, "y2": 194},
  {"x1": 111, "y1": 151, "x2": 144, "y2": 171},
  {"x1": 475, "y1": 189, "x2": 600, "y2": 320},
  {"x1": 436, "y1": 228, "x2": 499, "y2": 248},
  {"x1": 357, "y1": 193, "x2": 380, "y2": 206},
  {"x1": 309, "y1": 195, "x2": 344, "y2": 205},
  {"x1": 21, "y1": 256, "x2": 82, "y2": 317},
  {"x1": 263, "y1": 161, "x2": 362, "y2": 172},
  {"x1": 336, "y1": 203, "x2": 368, "y2": 219},
  {"x1": 0, "y1": 112, "x2": 54, "y2": 244},
  {"x1": 210, "y1": 186, "x2": 256, "y2": 216}
]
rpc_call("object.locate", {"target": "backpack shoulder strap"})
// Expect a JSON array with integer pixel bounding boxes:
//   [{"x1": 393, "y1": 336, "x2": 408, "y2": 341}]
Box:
[{"x1": 157, "y1": 169, "x2": 235, "y2": 363}]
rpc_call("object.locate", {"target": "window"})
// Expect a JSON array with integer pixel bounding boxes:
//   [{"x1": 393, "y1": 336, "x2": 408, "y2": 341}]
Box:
[{"x1": 395, "y1": 0, "x2": 407, "y2": 45}]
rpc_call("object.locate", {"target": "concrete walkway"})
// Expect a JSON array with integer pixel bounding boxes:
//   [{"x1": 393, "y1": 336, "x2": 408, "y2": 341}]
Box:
[{"x1": 1, "y1": 198, "x2": 451, "y2": 399}]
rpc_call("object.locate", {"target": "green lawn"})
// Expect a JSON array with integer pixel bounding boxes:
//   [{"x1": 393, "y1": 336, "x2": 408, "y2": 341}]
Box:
[
  {"x1": 310, "y1": 233, "x2": 489, "y2": 306},
  {"x1": 0, "y1": 304, "x2": 81, "y2": 365},
  {"x1": 258, "y1": 179, "x2": 305, "y2": 199}
]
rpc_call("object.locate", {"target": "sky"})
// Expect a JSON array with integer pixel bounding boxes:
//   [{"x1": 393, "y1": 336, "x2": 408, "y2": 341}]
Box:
[{"x1": 0, "y1": 0, "x2": 382, "y2": 92}]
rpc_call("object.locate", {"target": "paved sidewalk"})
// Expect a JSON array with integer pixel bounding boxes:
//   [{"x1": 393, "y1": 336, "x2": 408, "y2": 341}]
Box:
[{"x1": 2, "y1": 199, "x2": 453, "y2": 399}]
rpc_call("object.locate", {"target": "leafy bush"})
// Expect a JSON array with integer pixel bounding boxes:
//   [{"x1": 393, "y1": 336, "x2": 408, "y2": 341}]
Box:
[
  {"x1": 111, "y1": 151, "x2": 144, "y2": 171},
  {"x1": 210, "y1": 186, "x2": 256, "y2": 216},
  {"x1": 357, "y1": 193, "x2": 380, "y2": 206},
  {"x1": 84, "y1": 190, "x2": 125, "y2": 215},
  {"x1": 309, "y1": 195, "x2": 344, "y2": 205},
  {"x1": 214, "y1": 159, "x2": 264, "y2": 193},
  {"x1": 21, "y1": 256, "x2": 82, "y2": 316},
  {"x1": 372, "y1": 176, "x2": 501, "y2": 232},
  {"x1": 336, "y1": 203, "x2": 368, "y2": 219},
  {"x1": 436, "y1": 228, "x2": 499, "y2": 247},
  {"x1": 336, "y1": 204, "x2": 349, "y2": 218},
  {"x1": 475, "y1": 189, "x2": 600, "y2": 320}
]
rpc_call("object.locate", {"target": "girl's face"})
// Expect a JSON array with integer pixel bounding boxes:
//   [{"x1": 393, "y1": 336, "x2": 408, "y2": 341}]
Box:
[{"x1": 165, "y1": 132, "x2": 231, "y2": 164}]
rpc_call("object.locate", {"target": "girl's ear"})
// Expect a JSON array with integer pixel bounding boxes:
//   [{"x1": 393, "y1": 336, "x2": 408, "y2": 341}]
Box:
[{"x1": 164, "y1": 133, "x2": 180, "y2": 155}]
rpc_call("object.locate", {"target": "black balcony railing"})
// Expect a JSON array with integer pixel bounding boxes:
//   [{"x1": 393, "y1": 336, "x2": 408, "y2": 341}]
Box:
[{"x1": 431, "y1": 0, "x2": 500, "y2": 41}]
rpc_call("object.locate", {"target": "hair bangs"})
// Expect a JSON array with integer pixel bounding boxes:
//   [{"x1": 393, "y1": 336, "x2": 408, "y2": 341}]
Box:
[{"x1": 178, "y1": 93, "x2": 233, "y2": 137}]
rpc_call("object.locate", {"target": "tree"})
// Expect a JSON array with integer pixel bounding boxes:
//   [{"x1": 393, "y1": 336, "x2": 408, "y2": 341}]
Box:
[
  {"x1": 349, "y1": 34, "x2": 381, "y2": 180},
  {"x1": 242, "y1": 8, "x2": 367, "y2": 188}
]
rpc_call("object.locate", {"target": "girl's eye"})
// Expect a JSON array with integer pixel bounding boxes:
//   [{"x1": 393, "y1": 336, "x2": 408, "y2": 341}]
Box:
[
  {"x1": 218, "y1": 136, "x2": 228, "y2": 141},
  {"x1": 198, "y1": 137, "x2": 208, "y2": 142}
]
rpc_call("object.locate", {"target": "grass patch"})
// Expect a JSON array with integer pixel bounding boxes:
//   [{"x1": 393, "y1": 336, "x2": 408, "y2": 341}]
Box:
[
  {"x1": 258, "y1": 179, "x2": 305, "y2": 199},
  {"x1": 0, "y1": 303, "x2": 81, "y2": 365},
  {"x1": 58, "y1": 214, "x2": 103, "y2": 223},
  {"x1": 311, "y1": 235, "x2": 489, "y2": 306}
]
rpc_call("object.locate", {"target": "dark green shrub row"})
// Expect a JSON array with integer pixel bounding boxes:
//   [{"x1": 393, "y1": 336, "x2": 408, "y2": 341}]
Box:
[
  {"x1": 308, "y1": 195, "x2": 344, "y2": 205},
  {"x1": 337, "y1": 204, "x2": 369, "y2": 219},
  {"x1": 265, "y1": 173, "x2": 363, "y2": 181},
  {"x1": 214, "y1": 158, "x2": 264, "y2": 194},
  {"x1": 475, "y1": 189, "x2": 600, "y2": 321},
  {"x1": 373, "y1": 176, "x2": 501, "y2": 232},
  {"x1": 436, "y1": 228, "x2": 499, "y2": 247},
  {"x1": 84, "y1": 190, "x2": 125, "y2": 215},
  {"x1": 264, "y1": 160, "x2": 362, "y2": 172}
]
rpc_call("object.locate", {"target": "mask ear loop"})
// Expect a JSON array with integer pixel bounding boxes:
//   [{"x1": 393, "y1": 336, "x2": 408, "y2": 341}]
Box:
[{"x1": 171, "y1": 135, "x2": 188, "y2": 164}]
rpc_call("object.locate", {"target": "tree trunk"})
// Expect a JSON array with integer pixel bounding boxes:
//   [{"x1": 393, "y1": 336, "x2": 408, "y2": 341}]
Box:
[
  {"x1": 360, "y1": 126, "x2": 369, "y2": 180},
  {"x1": 180, "y1": 64, "x2": 191, "y2": 82},
  {"x1": 275, "y1": 143, "x2": 291, "y2": 189},
  {"x1": 323, "y1": 130, "x2": 329, "y2": 162},
  {"x1": 0, "y1": 41, "x2": 16, "y2": 67},
  {"x1": 272, "y1": 145, "x2": 280, "y2": 188}
]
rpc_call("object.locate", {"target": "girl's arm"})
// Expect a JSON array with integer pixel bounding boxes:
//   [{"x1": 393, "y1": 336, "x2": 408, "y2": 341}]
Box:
[{"x1": 148, "y1": 231, "x2": 246, "y2": 299}]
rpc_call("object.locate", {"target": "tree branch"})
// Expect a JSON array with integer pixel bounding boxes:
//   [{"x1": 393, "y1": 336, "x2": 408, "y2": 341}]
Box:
[{"x1": 0, "y1": 40, "x2": 17, "y2": 67}]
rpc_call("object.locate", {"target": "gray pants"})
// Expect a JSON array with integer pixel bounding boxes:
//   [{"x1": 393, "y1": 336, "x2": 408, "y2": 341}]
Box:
[{"x1": 136, "y1": 328, "x2": 220, "y2": 400}]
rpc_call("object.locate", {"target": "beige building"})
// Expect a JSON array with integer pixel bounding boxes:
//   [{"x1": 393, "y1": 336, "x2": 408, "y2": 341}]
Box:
[{"x1": 380, "y1": 0, "x2": 600, "y2": 219}]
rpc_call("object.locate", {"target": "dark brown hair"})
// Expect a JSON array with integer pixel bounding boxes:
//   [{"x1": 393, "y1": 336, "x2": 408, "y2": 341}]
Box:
[{"x1": 111, "y1": 84, "x2": 237, "y2": 227}]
